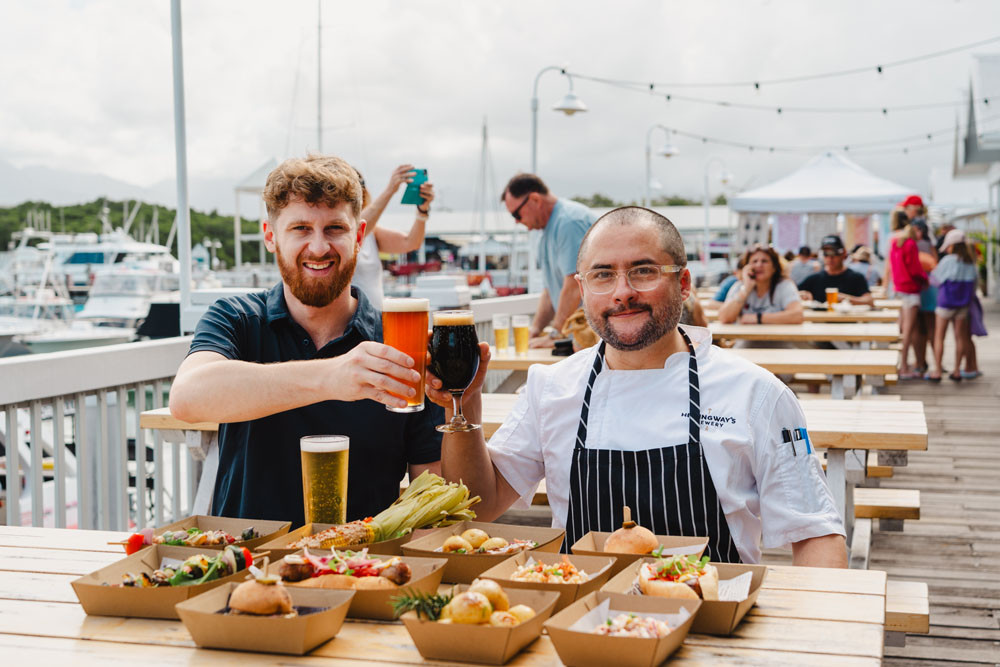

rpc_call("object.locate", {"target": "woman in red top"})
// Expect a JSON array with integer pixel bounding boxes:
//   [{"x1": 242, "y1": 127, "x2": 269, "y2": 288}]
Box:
[{"x1": 888, "y1": 218, "x2": 929, "y2": 379}]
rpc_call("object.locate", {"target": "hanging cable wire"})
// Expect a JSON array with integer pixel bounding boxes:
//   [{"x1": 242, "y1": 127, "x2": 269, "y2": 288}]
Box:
[{"x1": 566, "y1": 34, "x2": 1000, "y2": 89}]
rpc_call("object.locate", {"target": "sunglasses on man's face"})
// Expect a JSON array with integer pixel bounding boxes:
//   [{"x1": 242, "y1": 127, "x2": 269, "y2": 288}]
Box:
[
  {"x1": 823, "y1": 249, "x2": 843, "y2": 257},
  {"x1": 510, "y1": 194, "x2": 531, "y2": 221}
]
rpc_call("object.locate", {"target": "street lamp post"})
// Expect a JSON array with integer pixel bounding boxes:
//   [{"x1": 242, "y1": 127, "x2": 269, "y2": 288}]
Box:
[
  {"x1": 703, "y1": 157, "x2": 732, "y2": 267},
  {"x1": 524, "y1": 66, "x2": 587, "y2": 293},
  {"x1": 644, "y1": 125, "x2": 679, "y2": 207}
]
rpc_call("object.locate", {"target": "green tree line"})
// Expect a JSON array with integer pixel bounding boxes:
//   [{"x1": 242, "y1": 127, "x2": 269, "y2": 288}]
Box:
[
  {"x1": 571, "y1": 193, "x2": 727, "y2": 208},
  {"x1": 0, "y1": 199, "x2": 260, "y2": 268}
]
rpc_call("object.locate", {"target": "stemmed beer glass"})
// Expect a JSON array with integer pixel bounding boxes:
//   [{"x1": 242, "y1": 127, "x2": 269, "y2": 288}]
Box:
[{"x1": 428, "y1": 310, "x2": 481, "y2": 433}]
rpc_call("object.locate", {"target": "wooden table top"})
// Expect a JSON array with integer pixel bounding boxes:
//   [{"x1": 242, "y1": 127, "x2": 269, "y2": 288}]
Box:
[
  {"x1": 481, "y1": 395, "x2": 927, "y2": 450},
  {"x1": 703, "y1": 306, "x2": 899, "y2": 324},
  {"x1": 0, "y1": 526, "x2": 887, "y2": 665},
  {"x1": 709, "y1": 322, "x2": 900, "y2": 343},
  {"x1": 487, "y1": 346, "x2": 899, "y2": 376}
]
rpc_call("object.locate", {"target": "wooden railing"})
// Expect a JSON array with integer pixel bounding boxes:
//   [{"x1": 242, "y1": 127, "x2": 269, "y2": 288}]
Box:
[{"x1": 0, "y1": 293, "x2": 540, "y2": 530}]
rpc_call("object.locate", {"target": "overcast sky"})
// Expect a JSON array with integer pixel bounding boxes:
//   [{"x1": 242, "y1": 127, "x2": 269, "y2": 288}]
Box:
[{"x1": 2, "y1": 0, "x2": 999, "y2": 216}]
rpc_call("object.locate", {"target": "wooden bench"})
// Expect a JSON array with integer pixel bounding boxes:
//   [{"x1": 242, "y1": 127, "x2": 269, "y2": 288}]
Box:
[
  {"x1": 820, "y1": 451, "x2": 893, "y2": 479},
  {"x1": 885, "y1": 580, "x2": 930, "y2": 646},
  {"x1": 849, "y1": 489, "x2": 921, "y2": 571}
]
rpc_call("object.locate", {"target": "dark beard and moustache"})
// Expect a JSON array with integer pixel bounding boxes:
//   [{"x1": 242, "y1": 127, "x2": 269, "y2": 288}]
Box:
[
  {"x1": 275, "y1": 242, "x2": 358, "y2": 308},
  {"x1": 585, "y1": 297, "x2": 683, "y2": 351}
]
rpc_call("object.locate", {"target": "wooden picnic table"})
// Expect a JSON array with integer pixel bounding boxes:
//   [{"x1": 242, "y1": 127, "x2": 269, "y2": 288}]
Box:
[
  {"x1": 489, "y1": 347, "x2": 899, "y2": 399},
  {"x1": 0, "y1": 525, "x2": 888, "y2": 664},
  {"x1": 708, "y1": 322, "x2": 899, "y2": 346}
]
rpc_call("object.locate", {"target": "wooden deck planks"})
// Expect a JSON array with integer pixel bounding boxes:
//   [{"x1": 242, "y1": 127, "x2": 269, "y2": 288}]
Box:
[{"x1": 877, "y1": 302, "x2": 1000, "y2": 666}]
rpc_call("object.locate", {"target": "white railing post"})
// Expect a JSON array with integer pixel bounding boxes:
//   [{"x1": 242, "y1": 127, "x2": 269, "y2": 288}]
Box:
[
  {"x1": 5, "y1": 407, "x2": 20, "y2": 526},
  {"x1": 97, "y1": 390, "x2": 110, "y2": 530},
  {"x1": 134, "y1": 382, "x2": 147, "y2": 530},
  {"x1": 153, "y1": 380, "x2": 165, "y2": 527},
  {"x1": 30, "y1": 401, "x2": 44, "y2": 526},
  {"x1": 74, "y1": 392, "x2": 94, "y2": 530},
  {"x1": 116, "y1": 386, "x2": 129, "y2": 530},
  {"x1": 53, "y1": 397, "x2": 66, "y2": 529}
]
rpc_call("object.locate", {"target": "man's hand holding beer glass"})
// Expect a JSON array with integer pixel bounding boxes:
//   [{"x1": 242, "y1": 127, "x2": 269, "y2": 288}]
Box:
[
  {"x1": 425, "y1": 338, "x2": 491, "y2": 432},
  {"x1": 324, "y1": 341, "x2": 423, "y2": 410}
]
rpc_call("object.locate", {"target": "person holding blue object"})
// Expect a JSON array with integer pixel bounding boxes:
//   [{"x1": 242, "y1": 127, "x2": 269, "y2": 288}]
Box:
[
  {"x1": 502, "y1": 173, "x2": 596, "y2": 348},
  {"x1": 926, "y1": 229, "x2": 980, "y2": 382}
]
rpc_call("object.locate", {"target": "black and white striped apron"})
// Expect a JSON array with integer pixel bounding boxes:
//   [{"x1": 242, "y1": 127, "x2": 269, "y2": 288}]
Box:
[{"x1": 564, "y1": 329, "x2": 741, "y2": 562}]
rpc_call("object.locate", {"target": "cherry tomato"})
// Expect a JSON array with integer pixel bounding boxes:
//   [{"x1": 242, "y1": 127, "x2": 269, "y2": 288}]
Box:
[
  {"x1": 241, "y1": 547, "x2": 252, "y2": 569},
  {"x1": 125, "y1": 533, "x2": 146, "y2": 555}
]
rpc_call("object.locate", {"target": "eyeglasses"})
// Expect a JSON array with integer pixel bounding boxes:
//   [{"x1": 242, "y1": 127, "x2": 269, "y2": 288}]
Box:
[
  {"x1": 578, "y1": 264, "x2": 683, "y2": 294},
  {"x1": 822, "y1": 249, "x2": 843, "y2": 257},
  {"x1": 510, "y1": 194, "x2": 531, "y2": 221}
]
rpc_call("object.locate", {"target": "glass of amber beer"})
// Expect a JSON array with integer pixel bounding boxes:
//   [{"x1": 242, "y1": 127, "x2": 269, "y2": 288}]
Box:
[
  {"x1": 825, "y1": 288, "x2": 839, "y2": 311},
  {"x1": 382, "y1": 297, "x2": 430, "y2": 412},
  {"x1": 492, "y1": 314, "x2": 510, "y2": 354},
  {"x1": 512, "y1": 315, "x2": 531, "y2": 355},
  {"x1": 429, "y1": 310, "x2": 481, "y2": 433},
  {"x1": 300, "y1": 435, "x2": 349, "y2": 524}
]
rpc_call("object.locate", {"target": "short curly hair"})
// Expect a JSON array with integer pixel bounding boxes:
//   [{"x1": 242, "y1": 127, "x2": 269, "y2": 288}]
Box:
[{"x1": 262, "y1": 155, "x2": 363, "y2": 222}]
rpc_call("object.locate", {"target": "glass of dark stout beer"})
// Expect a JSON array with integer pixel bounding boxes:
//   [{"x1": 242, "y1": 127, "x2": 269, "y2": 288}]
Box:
[{"x1": 428, "y1": 310, "x2": 481, "y2": 433}]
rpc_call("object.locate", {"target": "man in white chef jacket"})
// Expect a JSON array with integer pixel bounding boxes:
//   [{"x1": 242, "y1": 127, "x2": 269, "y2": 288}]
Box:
[{"x1": 429, "y1": 206, "x2": 847, "y2": 566}]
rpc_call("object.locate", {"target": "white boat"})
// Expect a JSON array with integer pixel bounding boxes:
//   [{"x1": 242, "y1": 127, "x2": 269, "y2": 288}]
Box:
[
  {"x1": 19, "y1": 321, "x2": 136, "y2": 354},
  {"x1": 76, "y1": 268, "x2": 180, "y2": 329}
]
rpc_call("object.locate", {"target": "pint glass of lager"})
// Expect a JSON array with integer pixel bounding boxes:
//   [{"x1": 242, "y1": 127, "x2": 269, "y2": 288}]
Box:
[
  {"x1": 825, "y1": 288, "x2": 839, "y2": 311},
  {"x1": 429, "y1": 310, "x2": 481, "y2": 433},
  {"x1": 300, "y1": 435, "x2": 349, "y2": 524},
  {"x1": 382, "y1": 297, "x2": 430, "y2": 412},
  {"x1": 492, "y1": 314, "x2": 510, "y2": 353},
  {"x1": 512, "y1": 315, "x2": 531, "y2": 355}
]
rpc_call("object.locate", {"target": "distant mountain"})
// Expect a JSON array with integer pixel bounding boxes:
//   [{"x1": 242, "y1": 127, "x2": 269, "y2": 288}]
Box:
[{"x1": 0, "y1": 158, "x2": 241, "y2": 215}]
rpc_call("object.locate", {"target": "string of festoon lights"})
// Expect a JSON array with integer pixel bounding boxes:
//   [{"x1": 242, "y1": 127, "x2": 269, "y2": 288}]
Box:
[
  {"x1": 653, "y1": 113, "x2": 1000, "y2": 156},
  {"x1": 567, "y1": 34, "x2": 1000, "y2": 90}
]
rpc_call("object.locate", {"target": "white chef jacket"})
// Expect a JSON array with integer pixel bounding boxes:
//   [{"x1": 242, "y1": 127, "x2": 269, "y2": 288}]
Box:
[{"x1": 487, "y1": 325, "x2": 845, "y2": 563}]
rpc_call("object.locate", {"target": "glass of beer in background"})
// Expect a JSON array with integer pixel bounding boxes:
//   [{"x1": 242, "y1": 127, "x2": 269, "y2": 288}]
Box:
[
  {"x1": 825, "y1": 288, "x2": 839, "y2": 311},
  {"x1": 382, "y1": 297, "x2": 429, "y2": 412},
  {"x1": 300, "y1": 435, "x2": 349, "y2": 524},
  {"x1": 512, "y1": 314, "x2": 531, "y2": 355},
  {"x1": 492, "y1": 314, "x2": 510, "y2": 354},
  {"x1": 429, "y1": 310, "x2": 481, "y2": 433}
]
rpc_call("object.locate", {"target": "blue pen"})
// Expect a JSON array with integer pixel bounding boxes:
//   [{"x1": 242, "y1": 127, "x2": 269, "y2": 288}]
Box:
[{"x1": 798, "y1": 428, "x2": 813, "y2": 454}]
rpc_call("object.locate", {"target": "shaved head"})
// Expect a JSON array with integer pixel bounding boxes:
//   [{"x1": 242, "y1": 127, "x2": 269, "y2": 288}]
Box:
[{"x1": 577, "y1": 206, "x2": 687, "y2": 271}]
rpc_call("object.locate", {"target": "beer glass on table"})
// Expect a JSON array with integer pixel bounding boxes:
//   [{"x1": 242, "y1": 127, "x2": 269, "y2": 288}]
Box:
[
  {"x1": 429, "y1": 310, "x2": 481, "y2": 433},
  {"x1": 300, "y1": 435, "x2": 349, "y2": 524},
  {"x1": 825, "y1": 288, "x2": 839, "y2": 311},
  {"x1": 512, "y1": 315, "x2": 531, "y2": 355},
  {"x1": 382, "y1": 297, "x2": 429, "y2": 412},
  {"x1": 492, "y1": 314, "x2": 510, "y2": 354}
]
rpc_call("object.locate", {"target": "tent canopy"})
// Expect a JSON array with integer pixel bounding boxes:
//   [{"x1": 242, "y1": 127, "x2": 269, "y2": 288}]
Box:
[{"x1": 729, "y1": 151, "x2": 914, "y2": 214}]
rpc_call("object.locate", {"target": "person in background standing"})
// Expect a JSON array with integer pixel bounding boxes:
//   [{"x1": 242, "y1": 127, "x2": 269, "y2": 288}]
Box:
[
  {"x1": 911, "y1": 219, "x2": 937, "y2": 375},
  {"x1": 351, "y1": 164, "x2": 436, "y2": 309},
  {"x1": 501, "y1": 173, "x2": 596, "y2": 348},
  {"x1": 888, "y1": 214, "x2": 928, "y2": 380},
  {"x1": 926, "y1": 230, "x2": 980, "y2": 382},
  {"x1": 788, "y1": 245, "x2": 821, "y2": 286}
]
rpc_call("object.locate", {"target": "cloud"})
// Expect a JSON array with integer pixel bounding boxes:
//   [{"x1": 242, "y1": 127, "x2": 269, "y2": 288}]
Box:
[{"x1": 1, "y1": 0, "x2": 997, "y2": 216}]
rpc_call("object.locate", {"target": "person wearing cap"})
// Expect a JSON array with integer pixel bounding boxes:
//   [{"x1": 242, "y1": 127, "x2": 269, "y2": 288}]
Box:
[
  {"x1": 796, "y1": 235, "x2": 874, "y2": 306},
  {"x1": 901, "y1": 194, "x2": 924, "y2": 221},
  {"x1": 926, "y1": 229, "x2": 980, "y2": 382},
  {"x1": 847, "y1": 246, "x2": 881, "y2": 287}
]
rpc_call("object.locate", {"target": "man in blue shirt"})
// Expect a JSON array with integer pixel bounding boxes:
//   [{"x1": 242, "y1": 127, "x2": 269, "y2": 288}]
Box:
[
  {"x1": 169, "y1": 155, "x2": 443, "y2": 525},
  {"x1": 502, "y1": 174, "x2": 595, "y2": 348}
]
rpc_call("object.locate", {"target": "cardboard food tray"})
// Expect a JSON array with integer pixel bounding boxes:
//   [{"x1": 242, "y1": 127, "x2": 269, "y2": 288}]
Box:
[
  {"x1": 570, "y1": 531, "x2": 709, "y2": 578},
  {"x1": 175, "y1": 582, "x2": 353, "y2": 655},
  {"x1": 600, "y1": 559, "x2": 768, "y2": 635},
  {"x1": 143, "y1": 514, "x2": 291, "y2": 552},
  {"x1": 71, "y1": 544, "x2": 265, "y2": 620},
  {"x1": 545, "y1": 591, "x2": 700, "y2": 667},
  {"x1": 401, "y1": 586, "x2": 560, "y2": 665},
  {"x1": 401, "y1": 521, "x2": 565, "y2": 584},
  {"x1": 257, "y1": 522, "x2": 425, "y2": 559},
  {"x1": 478, "y1": 551, "x2": 616, "y2": 612},
  {"x1": 266, "y1": 551, "x2": 446, "y2": 620}
]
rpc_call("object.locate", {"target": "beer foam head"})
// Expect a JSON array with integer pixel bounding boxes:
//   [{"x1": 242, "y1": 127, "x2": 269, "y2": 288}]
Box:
[
  {"x1": 433, "y1": 310, "x2": 475, "y2": 326},
  {"x1": 300, "y1": 435, "x2": 350, "y2": 452},
  {"x1": 382, "y1": 297, "x2": 429, "y2": 313}
]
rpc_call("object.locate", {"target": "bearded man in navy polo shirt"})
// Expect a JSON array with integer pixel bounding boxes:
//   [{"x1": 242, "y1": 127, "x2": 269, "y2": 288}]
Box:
[{"x1": 169, "y1": 155, "x2": 444, "y2": 526}]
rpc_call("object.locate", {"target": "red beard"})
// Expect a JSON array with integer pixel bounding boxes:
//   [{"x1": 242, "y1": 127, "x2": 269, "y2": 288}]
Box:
[{"x1": 275, "y1": 242, "x2": 358, "y2": 307}]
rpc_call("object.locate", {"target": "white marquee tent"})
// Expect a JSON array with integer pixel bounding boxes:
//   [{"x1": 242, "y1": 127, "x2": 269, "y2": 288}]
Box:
[{"x1": 730, "y1": 151, "x2": 914, "y2": 214}]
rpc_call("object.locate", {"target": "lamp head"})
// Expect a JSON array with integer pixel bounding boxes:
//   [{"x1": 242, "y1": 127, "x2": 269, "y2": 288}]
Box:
[
  {"x1": 657, "y1": 142, "x2": 679, "y2": 158},
  {"x1": 553, "y1": 91, "x2": 588, "y2": 115}
]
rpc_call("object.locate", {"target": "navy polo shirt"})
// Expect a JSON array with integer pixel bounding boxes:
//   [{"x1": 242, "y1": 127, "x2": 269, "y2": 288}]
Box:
[{"x1": 188, "y1": 285, "x2": 444, "y2": 527}]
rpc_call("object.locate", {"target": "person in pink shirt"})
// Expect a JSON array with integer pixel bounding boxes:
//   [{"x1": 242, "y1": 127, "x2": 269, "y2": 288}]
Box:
[{"x1": 888, "y1": 214, "x2": 928, "y2": 379}]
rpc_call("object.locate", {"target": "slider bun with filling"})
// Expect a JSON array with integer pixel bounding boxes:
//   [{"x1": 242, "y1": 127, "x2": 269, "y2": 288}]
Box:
[
  {"x1": 229, "y1": 578, "x2": 294, "y2": 615},
  {"x1": 637, "y1": 562, "x2": 720, "y2": 601}
]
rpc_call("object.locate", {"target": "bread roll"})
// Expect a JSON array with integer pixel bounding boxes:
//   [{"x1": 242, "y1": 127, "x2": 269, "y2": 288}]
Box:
[
  {"x1": 354, "y1": 576, "x2": 397, "y2": 590},
  {"x1": 604, "y1": 525, "x2": 658, "y2": 554},
  {"x1": 228, "y1": 579, "x2": 293, "y2": 615},
  {"x1": 294, "y1": 574, "x2": 356, "y2": 589}
]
